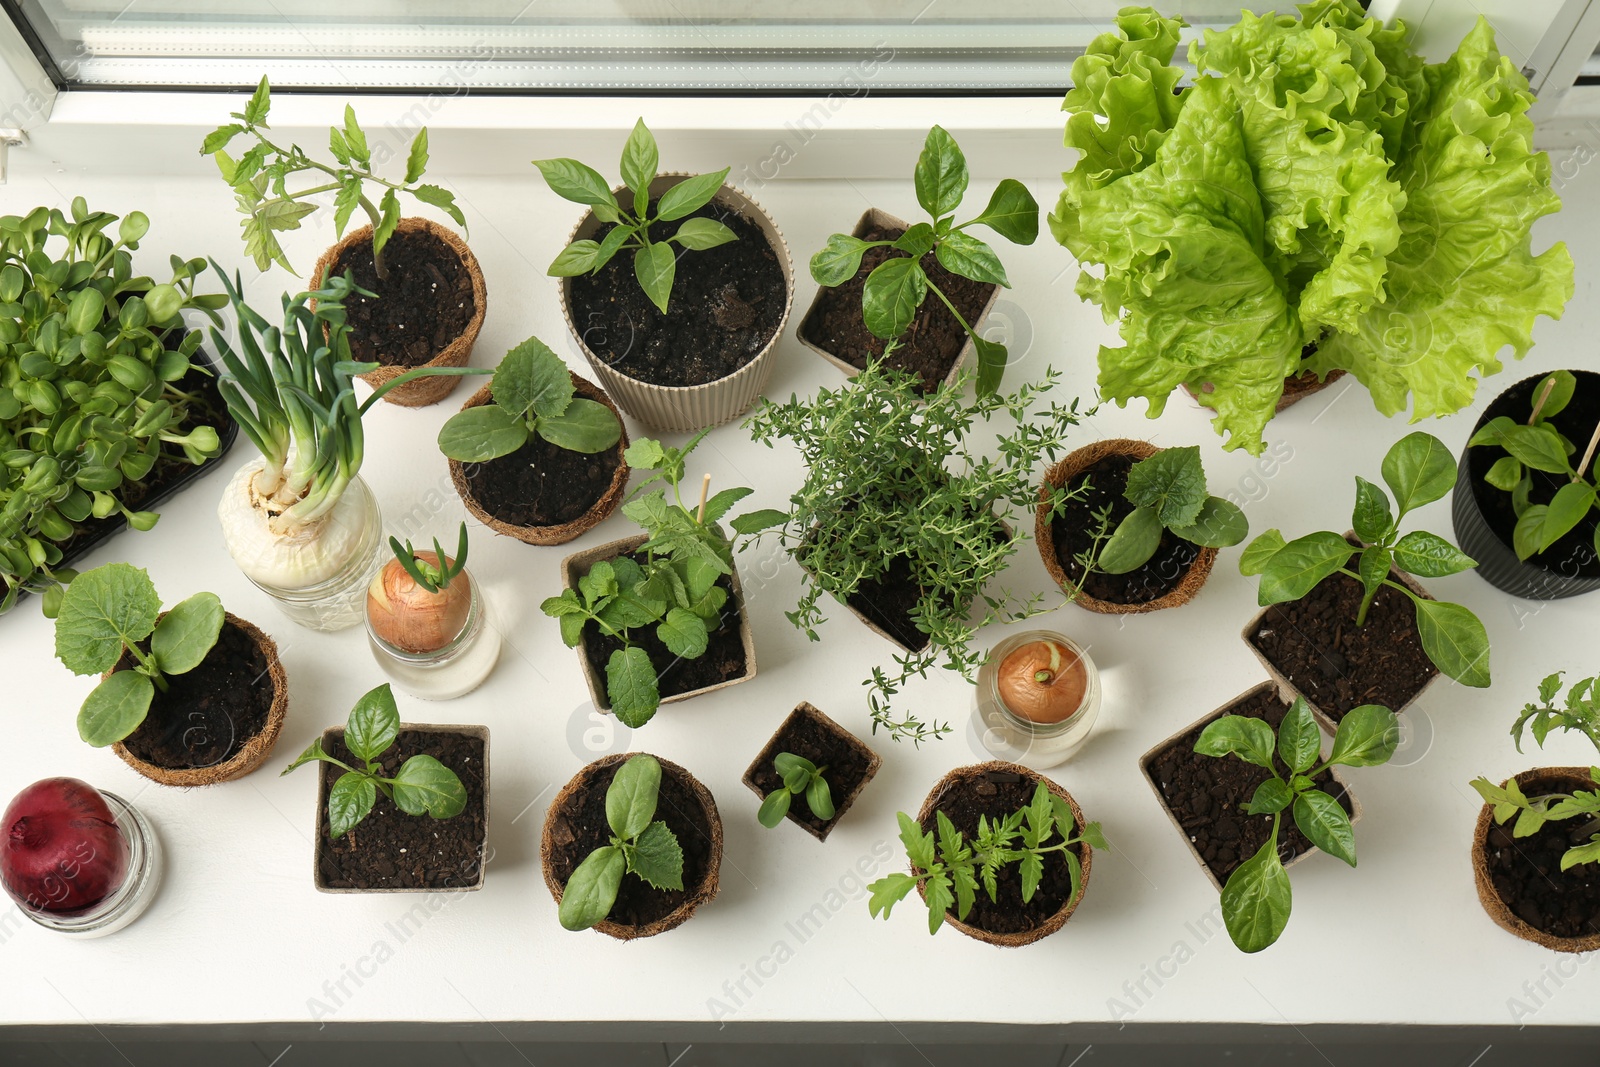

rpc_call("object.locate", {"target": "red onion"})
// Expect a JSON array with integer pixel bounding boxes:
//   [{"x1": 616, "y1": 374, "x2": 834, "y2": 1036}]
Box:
[{"x1": 1, "y1": 778, "x2": 130, "y2": 916}]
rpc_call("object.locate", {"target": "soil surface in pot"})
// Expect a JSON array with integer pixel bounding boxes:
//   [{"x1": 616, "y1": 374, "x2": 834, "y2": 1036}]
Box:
[
  {"x1": 843, "y1": 553, "x2": 933, "y2": 653},
  {"x1": 919, "y1": 768, "x2": 1081, "y2": 935},
  {"x1": 1467, "y1": 371, "x2": 1600, "y2": 578},
  {"x1": 1050, "y1": 454, "x2": 1201, "y2": 604},
  {"x1": 117, "y1": 620, "x2": 272, "y2": 770},
  {"x1": 568, "y1": 197, "x2": 785, "y2": 387},
  {"x1": 581, "y1": 556, "x2": 747, "y2": 699},
  {"x1": 1145, "y1": 687, "x2": 1354, "y2": 883},
  {"x1": 328, "y1": 227, "x2": 477, "y2": 368},
  {"x1": 317, "y1": 729, "x2": 487, "y2": 890},
  {"x1": 546, "y1": 759, "x2": 716, "y2": 928},
  {"x1": 1247, "y1": 562, "x2": 1436, "y2": 723},
  {"x1": 1483, "y1": 773, "x2": 1600, "y2": 939},
  {"x1": 749, "y1": 711, "x2": 873, "y2": 834},
  {"x1": 464, "y1": 432, "x2": 623, "y2": 528},
  {"x1": 800, "y1": 225, "x2": 994, "y2": 394}
]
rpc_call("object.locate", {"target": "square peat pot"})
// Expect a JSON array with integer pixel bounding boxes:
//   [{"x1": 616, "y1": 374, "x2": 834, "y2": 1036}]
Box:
[
  {"x1": 313, "y1": 723, "x2": 491, "y2": 894},
  {"x1": 1140, "y1": 682, "x2": 1362, "y2": 894},
  {"x1": 1242, "y1": 533, "x2": 1443, "y2": 736},
  {"x1": 559, "y1": 535, "x2": 758, "y2": 715},
  {"x1": 742, "y1": 701, "x2": 883, "y2": 841}
]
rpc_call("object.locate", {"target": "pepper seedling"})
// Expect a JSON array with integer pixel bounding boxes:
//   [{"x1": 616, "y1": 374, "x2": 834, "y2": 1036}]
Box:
[
  {"x1": 756, "y1": 753, "x2": 834, "y2": 829},
  {"x1": 53, "y1": 563, "x2": 225, "y2": 747},
  {"x1": 1194, "y1": 697, "x2": 1399, "y2": 953},
  {"x1": 559, "y1": 754, "x2": 684, "y2": 931},
  {"x1": 282, "y1": 682, "x2": 467, "y2": 840},
  {"x1": 535, "y1": 118, "x2": 736, "y2": 314},
  {"x1": 1240, "y1": 431, "x2": 1490, "y2": 688}
]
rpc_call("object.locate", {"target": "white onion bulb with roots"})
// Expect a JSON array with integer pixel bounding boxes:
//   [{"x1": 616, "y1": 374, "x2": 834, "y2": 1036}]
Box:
[{"x1": 217, "y1": 458, "x2": 370, "y2": 591}]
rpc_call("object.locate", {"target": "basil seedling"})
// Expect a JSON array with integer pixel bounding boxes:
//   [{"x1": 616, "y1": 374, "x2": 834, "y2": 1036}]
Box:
[
  {"x1": 756, "y1": 753, "x2": 834, "y2": 829},
  {"x1": 437, "y1": 335, "x2": 622, "y2": 462},
  {"x1": 559, "y1": 754, "x2": 685, "y2": 931}
]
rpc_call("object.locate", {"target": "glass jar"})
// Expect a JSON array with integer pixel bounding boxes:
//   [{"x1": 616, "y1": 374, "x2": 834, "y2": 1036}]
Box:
[
  {"x1": 19, "y1": 791, "x2": 163, "y2": 939},
  {"x1": 367, "y1": 571, "x2": 501, "y2": 700},
  {"x1": 973, "y1": 630, "x2": 1101, "y2": 769},
  {"x1": 247, "y1": 476, "x2": 385, "y2": 633}
]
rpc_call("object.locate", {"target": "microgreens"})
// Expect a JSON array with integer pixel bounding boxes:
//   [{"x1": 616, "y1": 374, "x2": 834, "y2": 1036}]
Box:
[
  {"x1": 559, "y1": 754, "x2": 685, "y2": 931},
  {"x1": 389, "y1": 522, "x2": 469, "y2": 594},
  {"x1": 756, "y1": 753, "x2": 834, "y2": 829}
]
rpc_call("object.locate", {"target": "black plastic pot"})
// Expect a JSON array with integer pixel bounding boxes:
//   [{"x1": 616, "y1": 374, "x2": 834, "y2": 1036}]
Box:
[{"x1": 1451, "y1": 369, "x2": 1600, "y2": 600}]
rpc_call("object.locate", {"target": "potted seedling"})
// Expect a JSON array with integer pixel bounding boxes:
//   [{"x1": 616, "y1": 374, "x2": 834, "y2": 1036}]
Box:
[
  {"x1": 1469, "y1": 671, "x2": 1600, "y2": 951},
  {"x1": 743, "y1": 702, "x2": 883, "y2": 841},
  {"x1": 541, "y1": 753, "x2": 722, "y2": 939},
  {"x1": 801, "y1": 125, "x2": 1038, "y2": 396},
  {"x1": 537, "y1": 118, "x2": 794, "y2": 431},
  {"x1": 542, "y1": 431, "x2": 784, "y2": 727},
  {"x1": 1240, "y1": 432, "x2": 1490, "y2": 732},
  {"x1": 437, "y1": 335, "x2": 630, "y2": 546},
  {"x1": 1037, "y1": 439, "x2": 1248, "y2": 614},
  {"x1": 866, "y1": 763, "x2": 1104, "y2": 946},
  {"x1": 284, "y1": 682, "x2": 488, "y2": 893},
  {"x1": 745, "y1": 358, "x2": 1088, "y2": 743},
  {"x1": 366, "y1": 523, "x2": 500, "y2": 701},
  {"x1": 202, "y1": 77, "x2": 485, "y2": 407},
  {"x1": 52, "y1": 563, "x2": 288, "y2": 786},
  {"x1": 1053, "y1": 6, "x2": 1572, "y2": 455},
  {"x1": 0, "y1": 200, "x2": 235, "y2": 614},
  {"x1": 1453, "y1": 370, "x2": 1600, "y2": 599}
]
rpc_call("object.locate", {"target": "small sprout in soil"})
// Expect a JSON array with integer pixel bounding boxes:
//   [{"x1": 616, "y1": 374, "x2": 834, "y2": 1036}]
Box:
[
  {"x1": 368, "y1": 523, "x2": 473, "y2": 654},
  {"x1": 809, "y1": 125, "x2": 1040, "y2": 396},
  {"x1": 53, "y1": 563, "x2": 226, "y2": 748},
  {"x1": 559, "y1": 754, "x2": 684, "y2": 931},
  {"x1": 1471, "y1": 768, "x2": 1600, "y2": 874},
  {"x1": 1240, "y1": 430, "x2": 1490, "y2": 688},
  {"x1": 1467, "y1": 370, "x2": 1600, "y2": 562},
  {"x1": 201, "y1": 77, "x2": 466, "y2": 279},
  {"x1": 1513, "y1": 671, "x2": 1600, "y2": 755},
  {"x1": 437, "y1": 335, "x2": 622, "y2": 463},
  {"x1": 282, "y1": 682, "x2": 467, "y2": 840},
  {"x1": 1195, "y1": 697, "x2": 1398, "y2": 953},
  {"x1": 757, "y1": 753, "x2": 834, "y2": 829},
  {"x1": 867, "y1": 781, "x2": 1106, "y2": 935},
  {"x1": 535, "y1": 118, "x2": 735, "y2": 315}
]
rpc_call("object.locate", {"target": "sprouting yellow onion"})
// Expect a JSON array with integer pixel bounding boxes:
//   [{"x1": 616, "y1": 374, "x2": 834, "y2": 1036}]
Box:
[
  {"x1": 366, "y1": 551, "x2": 473, "y2": 654},
  {"x1": 997, "y1": 639, "x2": 1088, "y2": 724}
]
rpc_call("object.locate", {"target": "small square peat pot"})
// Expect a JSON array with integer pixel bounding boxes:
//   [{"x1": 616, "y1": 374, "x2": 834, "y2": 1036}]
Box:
[
  {"x1": 1243, "y1": 533, "x2": 1441, "y2": 735},
  {"x1": 313, "y1": 723, "x2": 490, "y2": 894},
  {"x1": 742, "y1": 702, "x2": 883, "y2": 841},
  {"x1": 1140, "y1": 683, "x2": 1361, "y2": 893},
  {"x1": 559, "y1": 535, "x2": 757, "y2": 715}
]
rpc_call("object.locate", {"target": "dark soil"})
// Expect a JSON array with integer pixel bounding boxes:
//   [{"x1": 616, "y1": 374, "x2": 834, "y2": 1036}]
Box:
[
  {"x1": 748, "y1": 709, "x2": 874, "y2": 834},
  {"x1": 799, "y1": 224, "x2": 995, "y2": 394},
  {"x1": 117, "y1": 620, "x2": 272, "y2": 770},
  {"x1": 1051, "y1": 454, "x2": 1201, "y2": 603},
  {"x1": 580, "y1": 553, "x2": 748, "y2": 702},
  {"x1": 546, "y1": 759, "x2": 716, "y2": 928},
  {"x1": 464, "y1": 431, "x2": 623, "y2": 528},
  {"x1": 1144, "y1": 687, "x2": 1354, "y2": 883},
  {"x1": 567, "y1": 196, "x2": 785, "y2": 387},
  {"x1": 1247, "y1": 559, "x2": 1437, "y2": 724},
  {"x1": 1467, "y1": 370, "x2": 1600, "y2": 578},
  {"x1": 328, "y1": 227, "x2": 476, "y2": 368},
  {"x1": 843, "y1": 554, "x2": 933, "y2": 653},
  {"x1": 1483, "y1": 772, "x2": 1600, "y2": 939},
  {"x1": 316, "y1": 729, "x2": 487, "y2": 890},
  {"x1": 918, "y1": 769, "x2": 1081, "y2": 935}
]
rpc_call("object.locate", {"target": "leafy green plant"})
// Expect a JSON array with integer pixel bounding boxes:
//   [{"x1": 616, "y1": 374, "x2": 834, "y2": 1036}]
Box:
[
  {"x1": 201, "y1": 76, "x2": 467, "y2": 278},
  {"x1": 866, "y1": 781, "x2": 1106, "y2": 934},
  {"x1": 1240, "y1": 431, "x2": 1490, "y2": 688},
  {"x1": 535, "y1": 118, "x2": 736, "y2": 314},
  {"x1": 436, "y1": 335, "x2": 621, "y2": 462},
  {"x1": 1195, "y1": 697, "x2": 1399, "y2": 952},
  {"x1": 756, "y1": 753, "x2": 834, "y2": 829},
  {"x1": 745, "y1": 358, "x2": 1087, "y2": 743},
  {"x1": 1467, "y1": 370, "x2": 1600, "y2": 561},
  {"x1": 540, "y1": 431, "x2": 785, "y2": 728},
  {"x1": 1471, "y1": 770, "x2": 1600, "y2": 874},
  {"x1": 558, "y1": 754, "x2": 684, "y2": 931},
  {"x1": 1, "y1": 201, "x2": 227, "y2": 613},
  {"x1": 1512, "y1": 671, "x2": 1600, "y2": 754},
  {"x1": 282, "y1": 682, "x2": 467, "y2": 840},
  {"x1": 52, "y1": 563, "x2": 225, "y2": 747},
  {"x1": 810, "y1": 126, "x2": 1039, "y2": 396}
]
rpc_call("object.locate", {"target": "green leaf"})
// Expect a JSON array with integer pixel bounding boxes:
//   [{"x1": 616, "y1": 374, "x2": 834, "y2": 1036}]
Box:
[
  {"x1": 1351, "y1": 476, "x2": 1394, "y2": 544},
  {"x1": 1498, "y1": 424, "x2": 1572, "y2": 475},
  {"x1": 1245, "y1": 778, "x2": 1294, "y2": 816},
  {"x1": 861, "y1": 257, "x2": 926, "y2": 340},
  {"x1": 923, "y1": 868, "x2": 956, "y2": 933},
  {"x1": 77, "y1": 670, "x2": 154, "y2": 747},
  {"x1": 1357, "y1": 545, "x2": 1391, "y2": 601},
  {"x1": 1293, "y1": 790, "x2": 1356, "y2": 866},
  {"x1": 1169, "y1": 496, "x2": 1249, "y2": 548},
  {"x1": 328, "y1": 772, "x2": 376, "y2": 840},
  {"x1": 390, "y1": 754, "x2": 467, "y2": 818},
  {"x1": 1382, "y1": 432, "x2": 1456, "y2": 517},
  {"x1": 1220, "y1": 834, "x2": 1292, "y2": 953},
  {"x1": 635, "y1": 242, "x2": 676, "y2": 314},
  {"x1": 345, "y1": 683, "x2": 400, "y2": 763},
  {"x1": 620, "y1": 118, "x2": 659, "y2": 216},
  {"x1": 1098, "y1": 505, "x2": 1162, "y2": 574},
  {"x1": 606, "y1": 754, "x2": 663, "y2": 841},
  {"x1": 1124, "y1": 445, "x2": 1207, "y2": 527},
  {"x1": 671, "y1": 217, "x2": 736, "y2": 251},
  {"x1": 1532, "y1": 371, "x2": 1577, "y2": 421},
  {"x1": 342, "y1": 104, "x2": 369, "y2": 164},
  {"x1": 281, "y1": 736, "x2": 328, "y2": 775},
  {"x1": 495, "y1": 335, "x2": 574, "y2": 419},
  {"x1": 549, "y1": 240, "x2": 602, "y2": 277},
  {"x1": 1239, "y1": 529, "x2": 1287, "y2": 576},
  {"x1": 411, "y1": 183, "x2": 467, "y2": 229},
  {"x1": 1528, "y1": 481, "x2": 1597, "y2": 555},
  {"x1": 972, "y1": 335, "x2": 1007, "y2": 397},
  {"x1": 1327, "y1": 703, "x2": 1400, "y2": 767},
  {"x1": 656, "y1": 607, "x2": 709, "y2": 659},
  {"x1": 201, "y1": 123, "x2": 244, "y2": 155},
  {"x1": 1392, "y1": 531, "x2": 1477, "y2": 578},
  {"x1": 437, "y1": 404, "x2": 529, "y2": 462},
  {"x1": 372, "y1": 189, "x2": 401, "y2": 265},
  {"x1": 806, "y1": 776, "x2": 835, "y2": 821},
  {"x1": 1255, "y1": 531, "x2": 1353, "y2": 606},
  {"x1": 538, "y1": 398, "x2": 622, "y2": 454},
  {"x1": 758, "y1": 788, "x2": 792, "y2": 828},
  {"x1": 150, "y1": 592, "x2": 224, "y2": 675},
  {"x1": 1277, "y1": 697, "x2": 1320, "y2": 775},
  {"x1": 579, "y1": 561, "x2": 619, "y2": 605},
  {"x1": 1484, "y1": 456, "x2": 1524, "y2": 493},
  {"x1": 656, "y1": 169, "x2": 730, "y2": 222},
  {"x1": 559, "y1": 845, "x2": 625, "y2": 930},
  {"x1": 54, "y1": 562, "x2": 160, "y2": 675},
  {"x1": 1019, "y1": 851, "x2": 1044, "y2": 903},
  {"x1": 606, "y1": 646, "x2": 660, "y2": 728},
  {"x1": 811, "y1": 233, "x2": 876, "y2": 286},
  {"x1": 892, "y1": 223, "x2": 936, "y2": 257},
  {"x1": 729, "y1": 509, "x2": 788, "y2": 536},
  {"x1": 1195, "y1": 714, "x2": 1277, "y2": 771},
  {"x1": 533, "y1": 158, "x2": 619, "y2": 210},
  {"x1": 1561, "y1": 839, "x2": 1600, "y2": 872},
  {"x1": 65, "y1": 288, "x2": 105, "y2": 336},
  {"x1": 898, "y1": 811, "x2": 936, "y2": 871},
  {"x1": 934, "y1": 230, "x2": 1008, "y2": 287},
  {"x1": 698, "y1": 487, "x2": 752, "y2": 526},
  {"x1": 1412, "y1": 599, "x2": 1491, "y2": 688},
  {"x1": 867, "y1": 872, "x2": 921, "y2": 920},
  {"x1": 967, "y1": 178, "x2": 1039, "y2": 244},
  {"x1": 629, "y1": 820, "x2": 684, "y2": 890},
  {"x1": 914, "y1": 125, "x2": 969, "y2": 218},
  {"x1": 405, "y1": 127, "x2": 429, "y2": 184},
  {"x1": 243, "y1": 75, "x2": 271, "y2": 125}
]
